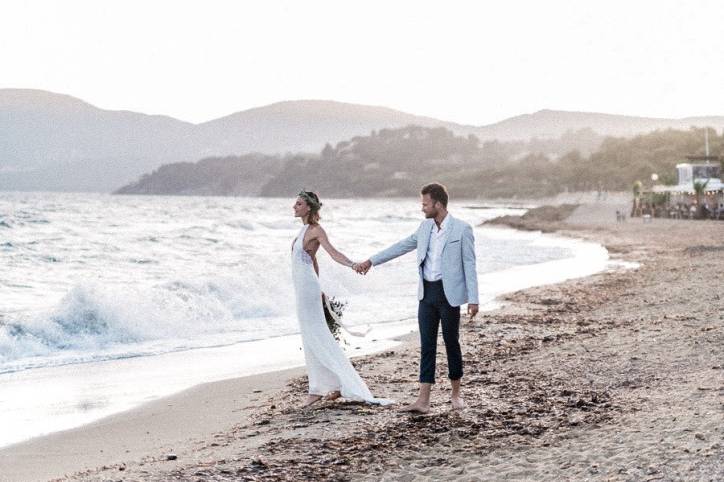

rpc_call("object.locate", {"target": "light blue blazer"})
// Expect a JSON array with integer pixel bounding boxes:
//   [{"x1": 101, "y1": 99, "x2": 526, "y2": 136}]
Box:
[{"x1": 370, "y1": 214, "x2": 479, "y2": 307}]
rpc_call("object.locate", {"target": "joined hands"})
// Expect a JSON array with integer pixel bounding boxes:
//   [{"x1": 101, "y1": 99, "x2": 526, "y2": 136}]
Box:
[{"x1": 353, "y1": 259, "x2": 372, "y2": 275}]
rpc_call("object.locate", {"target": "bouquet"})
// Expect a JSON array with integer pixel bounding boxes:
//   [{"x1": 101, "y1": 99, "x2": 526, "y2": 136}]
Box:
[{"x1": 322, "y1": 294, "x2": 348, "y2": 344}]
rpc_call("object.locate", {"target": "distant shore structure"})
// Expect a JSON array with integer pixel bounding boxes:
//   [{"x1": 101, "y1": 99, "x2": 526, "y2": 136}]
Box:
[
  {"x1": 631, "y1": 128, "x2": 724, "y2": 219},
  {"x1": 635, "y1": 129, "x2": 723, "y2": 219},
  {"x1": 651, "y1": 156, "x2": 723, "y2": 203}
]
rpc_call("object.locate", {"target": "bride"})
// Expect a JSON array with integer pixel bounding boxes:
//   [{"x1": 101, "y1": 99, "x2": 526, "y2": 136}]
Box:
[{"x1": 291, "y1": 190, "x2": 392, "y2": 408}]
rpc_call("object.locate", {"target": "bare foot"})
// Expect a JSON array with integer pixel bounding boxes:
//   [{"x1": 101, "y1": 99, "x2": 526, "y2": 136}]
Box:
[
  {"x1": 323, "y1": 390, "x2": 342, "y2": 401},
  {"x1": 400, "y1": 402, "x2": 430, "y2": 414},
  {"x1": 301, "y1": 395, "x2": 322, "y2": 408},
  {"x1": 451, "y1": 396, "x2": 466, "y2": 410}
]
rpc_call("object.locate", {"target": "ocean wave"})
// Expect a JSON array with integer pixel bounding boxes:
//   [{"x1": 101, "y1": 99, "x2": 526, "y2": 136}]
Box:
[
  {"x1": 224, "y1": 220, "x2": 256, "y2": 230},
  {"x1": 0, "y1": 274, "x2": 297, "y2": 371},
  {"x1": 128, "y1": 258, "x2": 158, "y2": 264},
  {"x1": 257, "y1": 220, "x2": 299, "y2": 230}
]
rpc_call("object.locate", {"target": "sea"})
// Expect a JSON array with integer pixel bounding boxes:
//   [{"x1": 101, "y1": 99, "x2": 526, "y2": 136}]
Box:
[{"x1": 0, "y1": 192, "x2": 615, "y2": 448}]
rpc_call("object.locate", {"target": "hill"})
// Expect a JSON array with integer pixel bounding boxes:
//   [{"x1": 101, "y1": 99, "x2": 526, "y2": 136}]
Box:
[{"x1": 3, "y1": 89, "x2": 724, "y2": 192}]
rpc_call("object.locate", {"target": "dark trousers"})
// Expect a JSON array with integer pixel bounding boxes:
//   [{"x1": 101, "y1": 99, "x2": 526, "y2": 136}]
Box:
[{"x1": 418, "y1": 279, "x2": 462, "y2": 384}]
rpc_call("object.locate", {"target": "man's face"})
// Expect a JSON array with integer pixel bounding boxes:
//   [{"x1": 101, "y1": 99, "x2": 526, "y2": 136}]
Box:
[{"x1": 421, "y1": 194, "x2": 440, "y2": 218}]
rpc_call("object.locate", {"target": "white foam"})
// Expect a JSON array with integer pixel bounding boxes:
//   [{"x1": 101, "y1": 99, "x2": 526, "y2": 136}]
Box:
[{"x1": 0, "y1": 273, "x2": 299, "y2": 373}]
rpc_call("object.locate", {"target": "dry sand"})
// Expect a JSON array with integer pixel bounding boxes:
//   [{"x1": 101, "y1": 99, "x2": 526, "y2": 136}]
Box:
[{"x1": 1, "y1": 200, "x2": 722, "y2": 481}]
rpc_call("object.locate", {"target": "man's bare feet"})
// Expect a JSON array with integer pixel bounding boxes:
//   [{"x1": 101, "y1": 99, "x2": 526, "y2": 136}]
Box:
[
  {"x1": 451, "y1": 396, "x2": 466, "y2": 410},
  {"x1": 323, "y1": 390, "x2": 342, "y2": 401},
  {"x1": 301, "y1": 395, "x2": 322, "y2": 407},
  {"x1": 400, "y1": 402, "x2": 430, "y2": 414}
]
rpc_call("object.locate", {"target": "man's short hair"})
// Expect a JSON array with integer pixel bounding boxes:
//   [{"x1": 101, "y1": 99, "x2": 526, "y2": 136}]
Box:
[{"x1": 421, "y1": 183, "x2": 449, "y2": 208}]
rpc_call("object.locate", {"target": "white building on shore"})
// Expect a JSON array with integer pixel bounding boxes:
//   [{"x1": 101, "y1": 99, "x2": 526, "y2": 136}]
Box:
[{"x1": 651, "y1": 156, "x2": 723, "y2": 216}]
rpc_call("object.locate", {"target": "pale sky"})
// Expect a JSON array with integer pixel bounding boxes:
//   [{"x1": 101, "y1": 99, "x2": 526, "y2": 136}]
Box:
[{"x1": 1, "y1": 0, "x2": 723, "y2": 125}]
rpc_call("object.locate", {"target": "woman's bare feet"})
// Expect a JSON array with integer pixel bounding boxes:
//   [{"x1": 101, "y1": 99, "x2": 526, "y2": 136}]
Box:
[
  {"x1": 301, "y1": 395, "x2": 322, "y2": 407},
  {"x1": 323, "y1": 390, "x2": 342, "y2": 401}
]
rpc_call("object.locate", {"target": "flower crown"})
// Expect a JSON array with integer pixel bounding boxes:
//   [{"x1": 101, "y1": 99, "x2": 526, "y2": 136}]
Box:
[{"x1": 298, "y1": 190, "x2": 322, "y2": 210}]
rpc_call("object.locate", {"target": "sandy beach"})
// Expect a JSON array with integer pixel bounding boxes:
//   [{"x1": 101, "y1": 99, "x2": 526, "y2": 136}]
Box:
[{"x1": 1, "y1": 200, "x2": 722, "y2": 481}]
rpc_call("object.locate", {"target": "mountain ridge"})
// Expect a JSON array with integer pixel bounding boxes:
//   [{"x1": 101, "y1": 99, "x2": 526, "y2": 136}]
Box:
[{"x1": 2, "y1": 88, "x2": 723, "y2": 192}]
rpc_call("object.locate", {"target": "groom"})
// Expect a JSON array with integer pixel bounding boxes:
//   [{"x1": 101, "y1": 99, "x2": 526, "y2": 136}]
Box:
[{"x1": 357, "y1": 183, "x2": 479, "y2": 412}]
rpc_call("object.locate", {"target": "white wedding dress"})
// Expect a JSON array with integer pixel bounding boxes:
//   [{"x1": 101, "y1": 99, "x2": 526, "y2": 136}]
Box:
[{"x1": 291, "y1": 224, "x2": 393, "y2": 405}]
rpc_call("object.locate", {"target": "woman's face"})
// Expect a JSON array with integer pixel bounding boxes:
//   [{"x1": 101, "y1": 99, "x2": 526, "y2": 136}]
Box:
[{"x1": 293, "y1": 197, "x2": 310, "y2": 218}]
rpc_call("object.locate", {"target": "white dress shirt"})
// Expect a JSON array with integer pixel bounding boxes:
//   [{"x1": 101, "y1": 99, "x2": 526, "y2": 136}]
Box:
[{"x1": 422, "y1": 214, "x2": 449, "y2": 281}]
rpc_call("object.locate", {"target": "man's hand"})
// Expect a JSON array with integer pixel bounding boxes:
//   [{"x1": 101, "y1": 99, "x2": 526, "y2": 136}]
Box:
[
  {"x1": 467, "y1": 303, "x2": 479, "y2": 321},
  {"x1": 355, "y1": 259, "x2": 372, "y2": 275}
]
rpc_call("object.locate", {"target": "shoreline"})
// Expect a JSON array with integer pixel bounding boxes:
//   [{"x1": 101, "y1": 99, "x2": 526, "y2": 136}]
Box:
[
  {"x1": 1, "y1": 201, "x2": 722, "y2": 481},
  {"x1": 0, "y1": 229, "x2": 613, "y2": 481},
  {"x1": 0, "y1": 229, "x2": 612, "y2": 481},
  {"x1": 0, "y1": 225, "x2": 610, "y2": 452}
]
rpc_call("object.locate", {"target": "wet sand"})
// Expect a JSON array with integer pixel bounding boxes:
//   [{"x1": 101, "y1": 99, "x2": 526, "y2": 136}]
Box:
[{"x1": 2, "y1": 201, "x2": 722, "y2": 481}]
